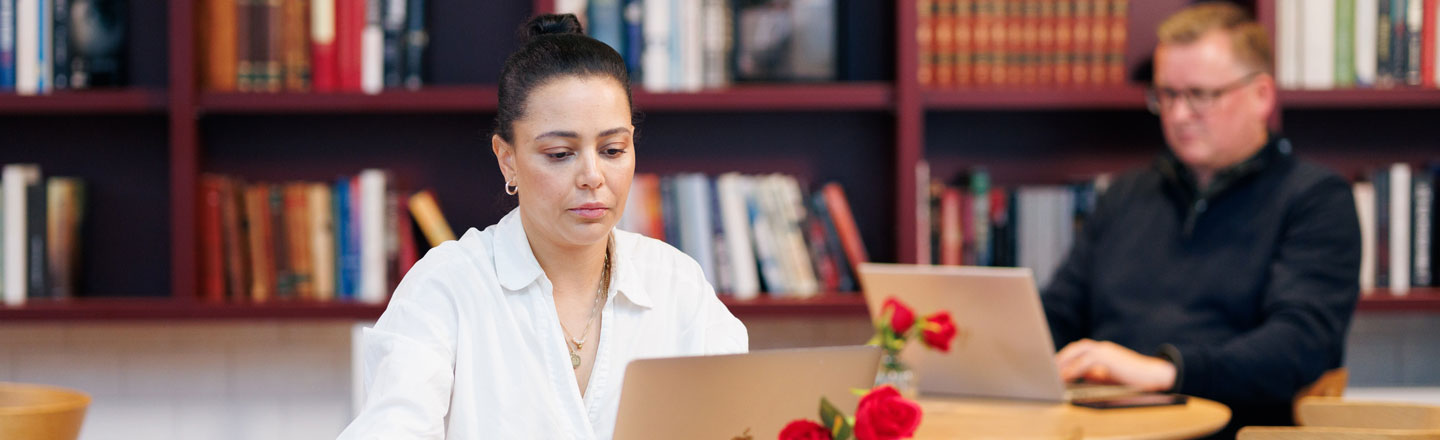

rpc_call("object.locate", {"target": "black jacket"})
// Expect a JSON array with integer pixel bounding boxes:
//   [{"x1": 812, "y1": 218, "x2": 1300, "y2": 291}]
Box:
[{"x1": 1042, "y1": 135, "x2": 1361, "y2": 430}]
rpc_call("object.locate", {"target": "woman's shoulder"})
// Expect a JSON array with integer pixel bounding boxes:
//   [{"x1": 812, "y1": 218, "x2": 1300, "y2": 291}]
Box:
[
  {"x1": 614, "y1": 228, "x2": 704, "y2": 277},
  {"x1": 396, "y1": 226, "x2": 499, "y2": 289}
]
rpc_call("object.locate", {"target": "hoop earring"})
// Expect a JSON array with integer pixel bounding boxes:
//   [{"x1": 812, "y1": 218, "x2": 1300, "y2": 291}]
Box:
[{"x1": 505, "y1": 179, "x2": 518, "y2": 196}]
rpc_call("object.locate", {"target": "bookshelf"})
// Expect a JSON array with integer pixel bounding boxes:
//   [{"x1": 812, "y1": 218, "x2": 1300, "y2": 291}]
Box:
[{"x1": 0, "y1": 0, "x2": 1434, "y2": 321}]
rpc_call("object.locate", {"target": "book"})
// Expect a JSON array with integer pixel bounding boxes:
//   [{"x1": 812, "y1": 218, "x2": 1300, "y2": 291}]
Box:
[
  {"x1": 3, "y1": 164, "x2": 39, "y2": 305},
  {"x1": 0, "y1": 0, "x2": 14, "y2": 90},
  {"x1": 282, "y1": 0, "x2": 310, "y2": 91},
  {"x1": 1354, "y1": 182, "x2": 1377, "y2": 292},
  {"x1": 244, "y1": 183, "x2": 274, "y2": 301},
  {"x1": 308, "y1": 182, "x2": 335, "y2": 300},
  {"x1": 1415, "y1": 170, "x2": 1433, "y2": 286},
  {"x1": 51, "y1": 0, "x2": 66, "y2": 89},
  {"x1": 822, "y1": 182, "x2": 868, "y2": 280},
  {"x1": 381, "y1": 0, "x2": 403, "y2": 88},
  {"x1": 401, "y1": 0, "x2": 423, "y2": 88},
  {"x1": 311, "y1": 0, "x2": 337, "y2": 91},
  {"x1": 716, "y1": 173, "x2": 760, "y2": 299},
  {"x1": 202, "y1": 0, "x2": 238, "y2": 91},
  {"x1": 1356, "y1": 0, "x2": 1380, "y2": 86},
  {"x1": 406, "y1": 189, "x2": 454, "y2": 247},
  {"x1": 16, "y1": 0, "x2": 36, "y2": 94},
  {"x1": 69, "y1": 0, "x2": 126, "y2": 87},
  {"x1": 1337, "y1": 0, "x2": 1357, "y2": 88},
  {"x1": 358, "y1": 169, "x2": 387, "y2": 303},
  {"x1": 360, "y1": 0, "x2": 380, "y2": 93},
  {"x1": 1390, "y1": 163, "x2": 1412, "y2": 294},
  {"x1": 45, "y1": 177, "x2": 82, "y2": 299},
  {"x1": 220, "y1": 176, "x2": 250, "y2": 301},
  {"x1": 201, "y1": 175, "x2": 227, "y2": 302},
  {"x1": 1302, "y1": 0, "x2": 1337, "y2": 90},
  {"x1": 24, "y1": 171, "x2": 47, "y2": 299}
]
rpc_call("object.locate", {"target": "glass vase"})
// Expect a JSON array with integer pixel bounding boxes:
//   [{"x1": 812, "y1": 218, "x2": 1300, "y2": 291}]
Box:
[{"x1": 874, "y1": 352, "x2": 918, "y2": 398}]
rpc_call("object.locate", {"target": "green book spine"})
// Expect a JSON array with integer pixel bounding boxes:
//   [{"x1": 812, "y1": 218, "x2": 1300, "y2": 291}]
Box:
[{"x1": 1337, "y1": 0, "x2": 1358, "y2": 87}]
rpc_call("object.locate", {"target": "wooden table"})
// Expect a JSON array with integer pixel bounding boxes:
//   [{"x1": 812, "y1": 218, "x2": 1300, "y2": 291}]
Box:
[{"x1": 915, "y1": 395, "x2": 1231, "y2": 439}]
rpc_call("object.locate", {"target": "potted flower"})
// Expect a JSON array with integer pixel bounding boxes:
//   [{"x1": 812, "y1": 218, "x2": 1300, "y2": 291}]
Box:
[{"x1": 867, "y1": 297, "x2": 958, "y2": 397}]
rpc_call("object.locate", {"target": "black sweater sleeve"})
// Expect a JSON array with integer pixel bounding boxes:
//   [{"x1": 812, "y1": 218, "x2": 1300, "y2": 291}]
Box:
[{"x1": 1169, "y1": 173, "x2": 1361, "y2": 404}]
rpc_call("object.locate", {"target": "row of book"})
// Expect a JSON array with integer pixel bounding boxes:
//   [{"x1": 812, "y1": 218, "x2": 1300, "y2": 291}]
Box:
[
  {"x1": 1, "y1": 164, "x2": 85, "y2": 306},
  {"x1": 1354, "y1": 163, "x2": 1438, "y2": 294},
  {"x1": 917, "y1": 0, "x2": 1129, "y2": 90},
  {"x1": 196, "y1": 170, "x2": 457, "y2": 304},
  {"x1": 561, "y1": 0, "x2": 838, "y2": 92},
  {"x1": 916, "y1": 167, "x2": 1103, "y2": 288},
  {"x1": 1276, "y1": 0, "x2": 1440, "y2": 90},
  {"x1": 0, "y1": 0, "x2": 128, "y2": 94},
  {"x1": 197, "y1": 0, "x2": 429, "y2": 93},
  {"x1": 616, "y1": 173, "x2": 867, "y2": 299}
]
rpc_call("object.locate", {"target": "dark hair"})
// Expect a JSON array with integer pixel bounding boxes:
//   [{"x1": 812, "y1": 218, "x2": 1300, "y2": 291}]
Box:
[{"x1": 494, "y1": 14, "x2": 634, "y2": 144}]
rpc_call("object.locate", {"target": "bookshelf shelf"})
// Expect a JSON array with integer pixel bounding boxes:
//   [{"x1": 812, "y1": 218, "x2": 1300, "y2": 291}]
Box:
[
  {"x1": 634, "y1": 83, "x2": 894, "y2": 111},
  {"x1": 1356, "y1": 288, "x2": 1440, "y2": 312},
  {"x1": 0, "y1": 293, "x2": 867, "y2": 321},
  {"x1": 922, "y1": 87, "x2": 1149, "y2": 110},
  {"x1": 1278, "y1": 90, "x2": 1440, "y2": 109},
  {"x1": 0, "y1": 89, "x2": 169, "y2": 114},
  {"x1": 0, "y1": 299, "x2": 389, "y2": 321},
  {"x1": 198, "y1": 86, "x2": 501, "y2": 114}
]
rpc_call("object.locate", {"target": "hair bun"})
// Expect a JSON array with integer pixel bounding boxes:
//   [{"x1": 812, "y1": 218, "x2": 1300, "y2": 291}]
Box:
[{"x1": 524, "y1": 14, "x2": 584, "y2": 41}]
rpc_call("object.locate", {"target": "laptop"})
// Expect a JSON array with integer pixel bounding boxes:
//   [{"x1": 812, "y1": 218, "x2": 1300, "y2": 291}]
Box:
[
  {"x1": 856, "y1": 263, "x2": 1135, "y2": 402},
  {"x1": 611, "y1": 345, "x2": 881, "y2": 440}
]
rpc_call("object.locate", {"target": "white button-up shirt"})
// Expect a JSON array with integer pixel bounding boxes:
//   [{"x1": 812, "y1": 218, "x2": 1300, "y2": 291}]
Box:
[{"x1": 338, "y1": 209, "x2": 749, "y2": 439}]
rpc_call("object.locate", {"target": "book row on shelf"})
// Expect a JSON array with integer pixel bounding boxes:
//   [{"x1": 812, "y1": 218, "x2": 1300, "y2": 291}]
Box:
[
  {"x1": 1, "y1": 164, "x2": 85, "y2": 306},
  {"x1": 1276, "y1": 0, "x2": 1440, "y2": 91},
  {"x1": 916, "y1": 167, "x2": 1105, "y2": 289},
  {"x1": 198, "y1": 0, "x2": 429, "y2": 93},
  {"x1": 616, "y1": 173, "x2": 867, "y2": 300},
  {"x1": 917, "y1": 0, "x2": 1129, "y2": 90},
  {"x1": 0, "y1": 0, "x2": 128, "y2": 94},
  {"x1": 1355, "y1": 162, "x2": 1438, "y2": 295},
  {"x1": 559, "y1": 0, "x2": 839, "y2": 93},
  {"x1": 196, "y1": 170, "x2": 458, "y2": 305}
]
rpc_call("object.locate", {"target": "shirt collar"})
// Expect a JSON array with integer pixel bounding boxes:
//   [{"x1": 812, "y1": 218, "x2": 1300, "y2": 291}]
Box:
[
  {"x1": 1157, "y1": 133, "x2": 1289, "y2": 201},
  {"x1": 492, "y1": 208, "x2": 653, "y2": 309}
]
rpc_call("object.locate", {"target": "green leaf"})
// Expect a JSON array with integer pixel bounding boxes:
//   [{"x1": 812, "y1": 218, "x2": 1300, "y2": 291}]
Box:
[{"x1": 820, "y1": 397, "x2": 854, "y2": 440}]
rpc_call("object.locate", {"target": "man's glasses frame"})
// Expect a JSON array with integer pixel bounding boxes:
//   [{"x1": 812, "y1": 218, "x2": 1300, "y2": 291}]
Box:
[{"x1": 1145, "y1": 71, "x2": 1264, "y2": 115}]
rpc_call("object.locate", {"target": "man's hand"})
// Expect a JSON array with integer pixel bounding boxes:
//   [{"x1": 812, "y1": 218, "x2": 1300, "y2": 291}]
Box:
[{"x1": 1055, "y1": 339, "x2": 1177, "y2": 392}]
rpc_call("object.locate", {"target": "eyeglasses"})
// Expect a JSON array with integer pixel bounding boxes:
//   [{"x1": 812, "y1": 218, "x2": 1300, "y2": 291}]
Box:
[{"x1": 1145, "y1": 71, "x2": 1262, "y2": 115}]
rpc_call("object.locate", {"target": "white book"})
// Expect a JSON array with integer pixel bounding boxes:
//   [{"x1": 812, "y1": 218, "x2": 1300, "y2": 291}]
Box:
[
  {"x1": 1301, "y1": 0, "x2": 1337, "y2": 90},
  {"x1": 1354, "y1": 0, "x2": 1379, "y2": 86},
  {"x1": 679, "y1": 0, "x2": 704, "y2": 91},
  {"x1": 309, "y1": 184, "x2": 336, "y2": 301},
  {"x1": 641, "y1": 0, "x2": 670, "y2": 91},
  {"x1": 1278, "y1": 0, "x2": 1301, "y2": 89},
  {"x1": 777, "y1": 176, "x2": 818, "y2": 296},
  {"x1": 358, "y1": 169, "x2": 388, "y2": 303},
  {"x1": 15, "y1": 0, "x2": 36, "y2": 95},
  {"x1": 675, "y1": 174, "x2": 717, "y2": 289},
  {"x1": 748, "y1": 179, "x2": 786, "y2": 293},
  {"x1": 1354, "y1": 182, "x2": 1377, "y2": 292},
  {"x1": 716, "y1": 173, "x2": 760, "y2": 299},
  {"x1": 1389, "y1": 163, "x2": 1411, "y2": 294},
  {"x1": 361, "y1": 0, "x2": 383, "y2": 94},
  {"x1": 701, "y1": 0, "x2": 731, "y2": 88},
  {"x1": 3, "y1": 164, "x2": 40, "y2": 306}
]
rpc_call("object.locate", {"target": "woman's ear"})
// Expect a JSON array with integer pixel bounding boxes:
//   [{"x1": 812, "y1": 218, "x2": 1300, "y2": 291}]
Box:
[{"x1": 493, "y1": 134, "x2": 516, "y2": 183}]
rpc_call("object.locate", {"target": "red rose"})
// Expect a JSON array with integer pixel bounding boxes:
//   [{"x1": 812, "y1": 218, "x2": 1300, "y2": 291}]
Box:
[
  {"x1": 881, "y1": 297, "x2": 916, "y2": 334},
  {"x1": 779, "y1": 419, "x2": 831, "y2": 440},
  {"x1": 853, "y1": 386, "x2": 923, "y2": 440},
  {"x1": 921, "y1": 311, "x2": 958, "y2": 353}
]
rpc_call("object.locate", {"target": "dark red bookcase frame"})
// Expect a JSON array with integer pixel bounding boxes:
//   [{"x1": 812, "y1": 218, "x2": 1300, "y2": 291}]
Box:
[{"x1": 0, "y1": 0, "x2": 1433, "y2": 320}]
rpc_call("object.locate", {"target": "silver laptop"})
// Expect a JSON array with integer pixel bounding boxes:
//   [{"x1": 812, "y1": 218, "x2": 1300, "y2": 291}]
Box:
[
  {"x1": 856, "y1": 263, "x2": 1133, "y2": 402},
  {"x1": 612, "y1": 345, "x2": 881, "y2": 440}
]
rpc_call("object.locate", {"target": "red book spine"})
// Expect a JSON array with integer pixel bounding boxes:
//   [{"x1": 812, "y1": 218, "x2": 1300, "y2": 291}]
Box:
[
  {"x1": 1424, "y1": 0, "x2": 1437, "y2": 88},
  {"x1": 201, "y1": 176, "x2": 226, "y2": 302},
  {"x1": 823, "y1": 183, "x2": 869, "y2": 276},
  {"x1": 312, "y1": 0, "x2": 338, "y2": 91},
  {"x1": 940, "y1": 188, "x2": 963, "y2": 266},
  {"x1": 337, "y1": 0, "x2": 365, "y2": 91}
]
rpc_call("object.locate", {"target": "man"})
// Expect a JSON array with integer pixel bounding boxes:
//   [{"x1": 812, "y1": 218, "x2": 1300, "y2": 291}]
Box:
[{"x1": 1041, "y1": 1, "x2": 1361, "y2": 433}]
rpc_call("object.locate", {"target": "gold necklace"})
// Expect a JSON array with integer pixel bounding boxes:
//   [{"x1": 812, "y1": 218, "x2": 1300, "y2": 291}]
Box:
[{"x1": 558, "y1": 249, "x2": 610, "y2": 369}]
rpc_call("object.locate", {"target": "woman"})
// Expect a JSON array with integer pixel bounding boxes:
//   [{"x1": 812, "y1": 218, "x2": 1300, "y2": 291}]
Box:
[{"x1": 338, "y1": 14, "x2": 748, "y2": 439}]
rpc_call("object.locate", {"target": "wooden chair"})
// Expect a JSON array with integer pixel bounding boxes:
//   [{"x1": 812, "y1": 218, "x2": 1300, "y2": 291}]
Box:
[{"x1": 1238, "y1": 397, "x2": 1440, "y2": 440}]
